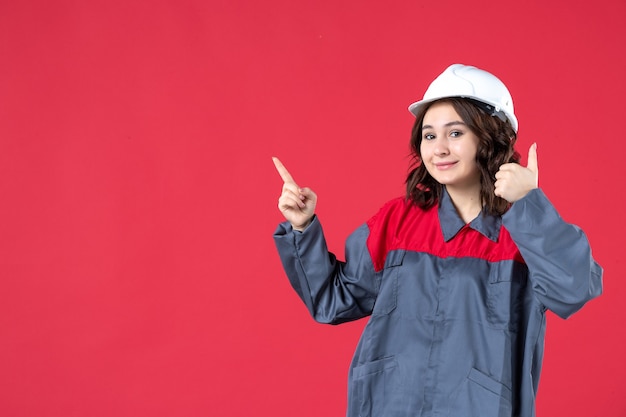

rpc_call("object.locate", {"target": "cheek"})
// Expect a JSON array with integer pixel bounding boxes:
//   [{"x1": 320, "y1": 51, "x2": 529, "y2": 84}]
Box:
[
  {"x1": 419, "y1": 145, "x2": 436, "y2": 174},
  {"x1": 419, "y1": 143, "x2": 430, "y2": 160},
  {"x1": 451, "y1": 142, "x2": 478, "y2": 161}
]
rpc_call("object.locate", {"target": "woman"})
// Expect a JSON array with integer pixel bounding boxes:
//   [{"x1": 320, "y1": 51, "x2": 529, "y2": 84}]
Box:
[{"x1": 272, "y1": 64, "x2": 602, "y2": 417}]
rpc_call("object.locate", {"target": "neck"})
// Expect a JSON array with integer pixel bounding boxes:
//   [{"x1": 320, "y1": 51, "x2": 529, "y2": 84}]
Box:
[{"x1": 445, "y1": 185, "x2": 482, "y2": 224}]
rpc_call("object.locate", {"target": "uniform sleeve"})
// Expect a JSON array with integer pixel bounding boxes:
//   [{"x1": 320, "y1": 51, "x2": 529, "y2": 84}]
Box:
[
  {"x1": 502, "y1": 188, "x2": 603, "y2": 319},
  {"x1": 273, "y1": 216, "x2": 379, "y2": 324}
]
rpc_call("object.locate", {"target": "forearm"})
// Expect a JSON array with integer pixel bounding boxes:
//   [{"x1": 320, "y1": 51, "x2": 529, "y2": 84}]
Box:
[
  {"x1": 503, "y1": 189, "x2": 603, "y2": 318},
  {"x1": 273, "y1": 217, "x2": 377, "y2": 324}
]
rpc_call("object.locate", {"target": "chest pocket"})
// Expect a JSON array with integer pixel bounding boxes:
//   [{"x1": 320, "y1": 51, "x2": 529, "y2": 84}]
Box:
[
  {"x1": 487, "y1": 261, "x2": 529, "y2": 331},
  {"x1": 372, "y1": 250, "x2": 405, "y2": 316}
]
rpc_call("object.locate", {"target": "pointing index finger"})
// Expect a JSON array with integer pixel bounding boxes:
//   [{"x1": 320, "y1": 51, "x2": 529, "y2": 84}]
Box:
[{"x1": 272, "y1": 157, "x2": 297, "y2": 184}]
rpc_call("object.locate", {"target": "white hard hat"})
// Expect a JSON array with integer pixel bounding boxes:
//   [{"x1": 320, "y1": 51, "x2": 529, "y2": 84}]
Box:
[{"x1": 408, "y1": 64, "x2": 518, "y2": 132}]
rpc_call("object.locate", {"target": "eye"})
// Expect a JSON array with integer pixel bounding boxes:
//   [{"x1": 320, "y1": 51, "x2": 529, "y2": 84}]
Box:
[
  {"x1": 423, "y1": 133, "x2": 435, "y2": 141},
  {"x1": 449, "y1": 130, "x2": 463, "y2": 138}
]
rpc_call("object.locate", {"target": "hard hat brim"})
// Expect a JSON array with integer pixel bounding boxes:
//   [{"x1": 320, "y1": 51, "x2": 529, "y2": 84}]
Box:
[{"x1": 408, "y1": 95, "x2": 518, "y2": 133}]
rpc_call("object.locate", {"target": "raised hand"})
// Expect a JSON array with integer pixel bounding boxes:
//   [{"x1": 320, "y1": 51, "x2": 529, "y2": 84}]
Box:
[
  {"x1": 494, "y1": 143, "x2": 539, "y2": 203},
  {"x1": 272, "y1": 157, "x2": 317, "y2": 231}
]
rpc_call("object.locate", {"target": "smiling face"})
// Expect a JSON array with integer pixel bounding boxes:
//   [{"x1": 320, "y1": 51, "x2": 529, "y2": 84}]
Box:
[
  {"x1": 419, "y1": 101, "x2": 481, "y2": 192},
  {"x1": 406, "y1": 97, "x2": 519, "y2": 216}
]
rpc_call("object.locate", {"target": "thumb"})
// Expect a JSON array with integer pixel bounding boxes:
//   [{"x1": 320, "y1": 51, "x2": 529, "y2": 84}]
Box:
[{"x1": 526, "y1": 143, "x2": 538, "y2": 173}]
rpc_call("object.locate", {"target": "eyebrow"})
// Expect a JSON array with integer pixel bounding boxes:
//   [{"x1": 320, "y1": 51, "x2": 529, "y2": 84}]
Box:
[{"x1": 422, "y1": 121, "x2": 466, "y2": 130}]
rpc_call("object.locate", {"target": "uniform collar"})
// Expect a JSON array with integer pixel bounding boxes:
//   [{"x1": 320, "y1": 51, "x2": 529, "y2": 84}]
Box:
[{"x1": 438, "y1": 187, "x2": 501, "y2": 242}]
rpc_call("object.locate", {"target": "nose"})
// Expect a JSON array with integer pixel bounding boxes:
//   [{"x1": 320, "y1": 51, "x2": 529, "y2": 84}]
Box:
[{"x1": 433, "y1": 137, "x2": 449, "y2": 156}]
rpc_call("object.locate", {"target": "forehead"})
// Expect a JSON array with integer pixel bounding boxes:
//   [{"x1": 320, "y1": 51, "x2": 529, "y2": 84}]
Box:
[{"x1": 423, "y1": 102, "x2": 463, "y2": 126}]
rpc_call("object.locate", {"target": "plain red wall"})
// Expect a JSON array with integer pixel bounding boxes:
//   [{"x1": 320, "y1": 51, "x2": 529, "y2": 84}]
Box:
[{"x1": 1, "y1": 0, "x2": 624, "y2": 416}]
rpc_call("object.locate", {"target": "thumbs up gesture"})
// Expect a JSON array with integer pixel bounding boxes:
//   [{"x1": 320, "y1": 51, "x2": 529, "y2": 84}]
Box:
[
  {"x1": 494, "y1": 143, "x2": 539, "y2": 203},
  {"x1": 272, "y1": 157, "x2": 317, "y2": 231}
]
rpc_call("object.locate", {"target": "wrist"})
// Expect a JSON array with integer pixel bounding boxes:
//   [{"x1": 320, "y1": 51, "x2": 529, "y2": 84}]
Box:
[{"x1": 292, "y1": 218, "x2": 313, "y2": 232}]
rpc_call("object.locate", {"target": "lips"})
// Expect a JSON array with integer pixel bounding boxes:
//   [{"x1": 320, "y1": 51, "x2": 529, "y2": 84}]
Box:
[{"x1": 434, "y1": 161, "x2": 458, "y2": 170}]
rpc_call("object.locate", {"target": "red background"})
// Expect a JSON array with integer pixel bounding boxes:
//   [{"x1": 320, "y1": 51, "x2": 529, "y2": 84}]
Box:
[{"x1": 1, "y1": 0, "x2": 624, "y2": 416}]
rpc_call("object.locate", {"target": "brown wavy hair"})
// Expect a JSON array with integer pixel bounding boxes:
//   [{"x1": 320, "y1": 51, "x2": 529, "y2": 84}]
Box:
[{"x1": 405, "y1": 97, "x2": 520, "y2": 216}]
